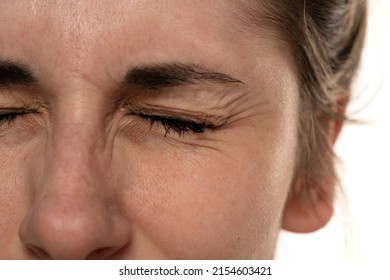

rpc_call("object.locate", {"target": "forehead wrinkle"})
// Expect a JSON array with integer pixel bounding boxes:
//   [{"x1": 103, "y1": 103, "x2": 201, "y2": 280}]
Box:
[
  {"x1": 20, "y1": 1, "x2": 122, "y2": 88},
  {"x1": 226, "y1": 0, "x2": 292, "y2": 51}
]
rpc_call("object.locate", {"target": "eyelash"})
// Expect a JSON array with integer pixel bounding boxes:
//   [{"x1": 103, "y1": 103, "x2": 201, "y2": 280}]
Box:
[
  {"x1": 138, "y1": 113, "x2": 215, "y2": 136},
  {"x1": 0, "y1": 110, "x2": 32, "y2": 126}
]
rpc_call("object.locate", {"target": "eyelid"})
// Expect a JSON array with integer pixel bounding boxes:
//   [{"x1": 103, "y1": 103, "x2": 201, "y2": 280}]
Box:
[
  {"x1": 118, "y1": 103, "x2": 229, "y2": 137},
  {"x1": 0, "y1": 108, "x2": 36, "y2": 113},
  {"x1": 138, "y1": 112, "x2": 215, "y2": 136},
  {"x1": 138, "y1": 111, "x2": 211, "y2": 124},
  {"x1": 0, "y1": 109, "x2": 37, "y2": 127},
  {"x1": 121, "y1": 104, "x2": 221, "y2": 124}
]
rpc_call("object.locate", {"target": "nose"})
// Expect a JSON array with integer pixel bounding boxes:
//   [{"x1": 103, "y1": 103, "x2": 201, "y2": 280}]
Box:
[{"x1": 18, "y1": 124, "x2": 131, "y2": 259}]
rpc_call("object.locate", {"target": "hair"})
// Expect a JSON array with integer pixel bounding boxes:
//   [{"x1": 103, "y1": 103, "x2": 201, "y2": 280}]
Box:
[{"x1": 236, "y1": 0, "x2": 367, "y2": 202}]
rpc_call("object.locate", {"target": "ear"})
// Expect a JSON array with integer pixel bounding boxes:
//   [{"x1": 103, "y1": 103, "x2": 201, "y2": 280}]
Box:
[
  {"x1": 331, "y1": 96, "x2": 348, "y2": 144},
  {"x1": 282, "y1": 97, "x2": 347, "y2": 233},
  {"x1": 281, "y1": 184, "x2": 334, "y2": 233}
]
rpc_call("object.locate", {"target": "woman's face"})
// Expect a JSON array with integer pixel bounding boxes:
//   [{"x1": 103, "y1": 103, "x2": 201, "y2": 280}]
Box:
[{"x1": 0, "y1": 0, "x2": 300, "y2": 259}]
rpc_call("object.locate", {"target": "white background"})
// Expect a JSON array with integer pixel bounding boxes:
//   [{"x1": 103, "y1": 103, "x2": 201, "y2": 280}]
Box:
[{"x1": 276, "y1": 0, "x2": 390, "y2": 260}]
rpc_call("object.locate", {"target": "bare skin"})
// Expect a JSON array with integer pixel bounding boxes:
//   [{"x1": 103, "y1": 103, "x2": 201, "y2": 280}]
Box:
[{"x1": 0, "y1": 0, "x2": 332, "y2": 259}]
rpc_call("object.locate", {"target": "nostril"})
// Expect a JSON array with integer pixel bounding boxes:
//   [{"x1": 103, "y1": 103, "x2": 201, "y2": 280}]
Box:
[
  {"x1": 86, "y1": 244, "x2": 129, "y2": 260},
  {"x1": 86, "y1": 247, "x2": 110, "y2": 260},
  {"x1": 27, "y1": 244, "x2": 51, "y2": 260}
]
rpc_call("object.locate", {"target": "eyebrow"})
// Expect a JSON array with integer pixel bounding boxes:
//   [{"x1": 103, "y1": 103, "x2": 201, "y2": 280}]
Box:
[
  {"x1": 0, "y1": 61, "x2": 244, "y2": 89},
  {"x1": 123, "y1": 63, "x2": 244, "y2": 90},
  {"x1": 0, "y1": 60, "x2": 37, "y2": 87}
]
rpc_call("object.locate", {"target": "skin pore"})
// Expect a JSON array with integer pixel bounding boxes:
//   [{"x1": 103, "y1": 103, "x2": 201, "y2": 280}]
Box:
[{"x1": 0, "y1": 0, "x2": 330, "y2": 259}]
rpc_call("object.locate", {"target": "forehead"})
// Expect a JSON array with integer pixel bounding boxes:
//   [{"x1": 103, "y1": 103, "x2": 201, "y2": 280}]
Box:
[{"x1": 0, "y1": 0, "x2": 290, "y2": 91}]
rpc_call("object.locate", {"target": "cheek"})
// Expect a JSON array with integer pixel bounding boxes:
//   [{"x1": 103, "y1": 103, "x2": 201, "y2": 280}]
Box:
[
  {"x1": 0, "y1": 144, "x2": 36, "y2": 256},
  {"x1": 115, "y1": 132, "x2": 296, "y2": 259}
]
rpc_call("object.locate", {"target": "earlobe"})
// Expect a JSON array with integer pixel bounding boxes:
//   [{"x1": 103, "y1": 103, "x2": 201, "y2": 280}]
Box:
[{"x1": 281, "y1": 188, "x2": 334, "y2": 233}]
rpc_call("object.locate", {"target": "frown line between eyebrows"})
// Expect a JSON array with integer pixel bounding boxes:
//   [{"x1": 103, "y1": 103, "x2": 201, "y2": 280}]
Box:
[{"x1": 123, "y1": 63, "x2": 245, "y2": 90}]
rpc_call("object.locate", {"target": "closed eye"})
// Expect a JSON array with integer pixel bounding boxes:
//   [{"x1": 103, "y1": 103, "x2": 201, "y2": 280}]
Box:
[
  {"x1": 138, "y1": 113, "x2": 215, "y2": 136},
  {"x1": 0, "y1": 109, "x2": 34, "y2": 126}
]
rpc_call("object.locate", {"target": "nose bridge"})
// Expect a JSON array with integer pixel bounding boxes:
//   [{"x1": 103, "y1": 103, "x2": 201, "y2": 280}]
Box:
[
  {"x1": 40, "y1": 109, "x2": 106, "y2": 214},
  {"x1": 49, "y1": 120, "x2": 102, "y2": 188},
  {"x1": 38, "y1": 106, "x2": 114, "y2": 222}
]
